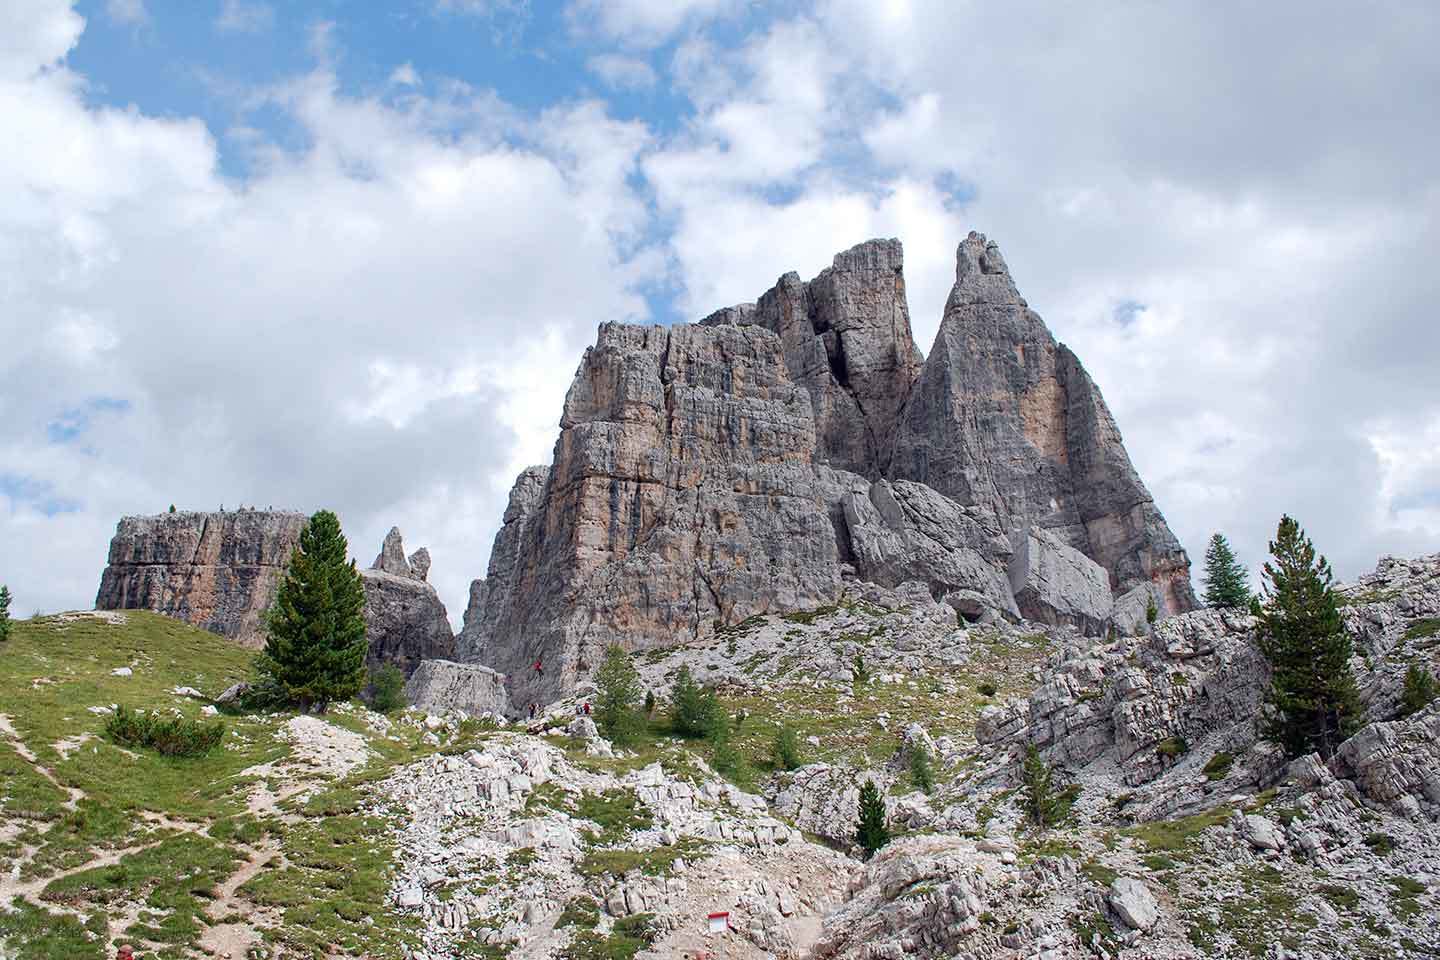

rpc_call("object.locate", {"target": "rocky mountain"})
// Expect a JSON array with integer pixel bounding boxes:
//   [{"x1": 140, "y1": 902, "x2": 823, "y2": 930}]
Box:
[
  {"x1": 464, "y1": 234, "x2": 1195, "y2": 706},
  {"x1": 96, "y1": 513, "x2": 453, "y2": 673},
  {"x1": 95, "y1": 509, "x2": 308, "y2": 647}
]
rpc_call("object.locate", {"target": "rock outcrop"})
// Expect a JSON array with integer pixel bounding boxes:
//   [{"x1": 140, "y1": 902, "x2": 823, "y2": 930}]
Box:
[
  {"x1": 359, "y1": 529, "x2": 455, "y2": 676},
  {"x1": 466, "y1": 235, "x2": 1196, "y2": 703},
  {"x1": 889, "y1": 233, "x2": 1196, "y2": 613},
  {"x1": 95, "y1": 510, "x2": 308, "y2": 647},
  {"x1": 404, "y1": 660, "x2": 511, "y2": 717},
  {"x1": 97, "y1": 512, "x2": 453, "y2": 673},
  {"x1": 455, "y1": 465, "x2": 549, "y2": 662}
]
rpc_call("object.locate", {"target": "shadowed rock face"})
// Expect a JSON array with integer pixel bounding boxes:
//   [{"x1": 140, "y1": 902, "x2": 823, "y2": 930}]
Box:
[
  {"x1": 95, "y1": 510, "x2": 308, "y2": 647},
  {"x1": 456, "y1": 466, "x2": 550, "y2": 663},
  {"x1": 97, "y1": 512, "x2": 454, "y2": 673},
  {"x1": 467, "y1": 235, "x2": 1195, "y2": 704}
]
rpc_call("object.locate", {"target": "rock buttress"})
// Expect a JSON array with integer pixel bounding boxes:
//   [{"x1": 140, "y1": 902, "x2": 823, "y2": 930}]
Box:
[{"x1": 889, "y1": 232, "x2": 1196, "y2": 613}]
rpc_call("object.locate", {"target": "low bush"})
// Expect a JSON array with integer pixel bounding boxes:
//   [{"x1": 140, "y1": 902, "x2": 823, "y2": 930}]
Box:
[
  {"x1": 1399, "y1": 665, "x2": 1436, "y2": 718},
  {"x1": 366, "y1": 663, "x2": 406, "y2": 713},
  {"x1": 977, "y1": 680, "x2": 998, "y2": 697},
  {"x1": 771, "y1": 725, "x2": 803, "y2": 771},
  {"x1": 104, "y1": 705, "x2": 224, "y2": 758},
  {"x1": 1202, "y1": 752, "x2": 1234, "y2": 781},
  {"x1": 1157, "y1": 736, "x2": 1189, "y2": 759}
]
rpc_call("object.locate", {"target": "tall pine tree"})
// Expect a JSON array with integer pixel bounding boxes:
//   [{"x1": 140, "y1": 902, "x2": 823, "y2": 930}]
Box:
[
  {"x1": 0, "y1": 584, "x2": 12, "y2": 642},
  {"x1": 262, "y1": 510, "x2": 368, "y2": 713},
  {"x1": 1256, "y1": 515, "x2": 1361, "y2": 759},
  {"x1": 595, "y1": 644, "x2": 643, "y2": 744},
  {"x1": 1202, "y1": 533, "x2": 1251, "y2": 608}
]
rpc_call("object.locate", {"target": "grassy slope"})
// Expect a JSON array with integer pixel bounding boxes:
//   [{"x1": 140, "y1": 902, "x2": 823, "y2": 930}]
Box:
[{"x1": 0, "y1": 612, "x2": 434, "y2": 960}]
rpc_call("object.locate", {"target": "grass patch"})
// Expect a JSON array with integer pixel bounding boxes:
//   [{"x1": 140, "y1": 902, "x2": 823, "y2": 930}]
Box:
[
  {"x1": 1082, "y1": 859, "x2": 1120, "y2": 886},
  {"x1": 42, "y1": 832, "x2": 238, "y2": 945},
  {"x1": 1157, "y1": 736, "x2": 1188, "y2": 760},
  {"x1": 1202, "y1": 751, "x2": 1234, "y2": 781},
  {"x1": 1363, "y1": 832, "x2": 1395, "y2": 856},
  {"x1": 577, "y1": 838, "x2": 710, "y2": 879},
  {"x1": 1125, "y1": 805, "x2": 1232, "y2": 854},
  {"x1": 1403, "y1": 617, "x2": 1440, "y2": 642},
  {"x1": 1316, "y1": 882, "x2": 1360, "y2": 912}
]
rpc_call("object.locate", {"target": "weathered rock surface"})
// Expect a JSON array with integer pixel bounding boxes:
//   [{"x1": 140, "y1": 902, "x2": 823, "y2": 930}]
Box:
[
  {"x1": 889, "y1": 233, "x2": 1195, "y2": 614},
  {"x1": 455, "y1": 465, "x2": 549, "y2": 663},
  {"x1": 700, "y1": 238, "x2": 924, "y2": 477},
  {"x1": 98, "y1": 512, "x2": 454, "y2": 673},
  {"x1": 1008, "y1": 525, "x2": 1113, "y2": 632},
  {"x1": 95, "y1": 509, "x2": 308, "y2": 646},
  {"x1": 841, "y1": 480, "x2": 1019, "y2": 621},
  {"x1": 359, "y1": 529, "x2": 455, "y2": 676},
  {"x1": 404, "y1": 660, "x2": 511, "y2": 717},
  {"x1": 1107, "y1": 876, "x2": 1159, "y2": 931},
  {"x1": 468, "y1": 236, "x2": 1196, "y2": 702}
]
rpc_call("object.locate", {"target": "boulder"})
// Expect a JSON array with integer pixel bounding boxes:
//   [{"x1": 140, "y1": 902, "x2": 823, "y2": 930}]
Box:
[
  {"x1": 1008, "y1": 525, "x2": 1112, "y2": 634},
  {"x1": 1108, "y1": 877, "x2": 1159, "y2": 931},
  {"x1": 404, "y1": 660, "x2": 511, "y2": 717}
]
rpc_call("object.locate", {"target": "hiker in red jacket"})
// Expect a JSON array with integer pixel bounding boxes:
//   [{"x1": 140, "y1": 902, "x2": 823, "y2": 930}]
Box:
[
  {"x1": 117, "y1": 946, "x2": 137, "y2": 960},
  {"x1": 533, "y1": 658, "x2": 544, "y2": 678}
]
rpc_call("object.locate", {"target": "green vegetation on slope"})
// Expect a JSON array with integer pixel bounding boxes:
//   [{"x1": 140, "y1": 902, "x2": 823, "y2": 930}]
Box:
[{"x1": 0, "y1": 611, "x2": 439, "y2": 960}]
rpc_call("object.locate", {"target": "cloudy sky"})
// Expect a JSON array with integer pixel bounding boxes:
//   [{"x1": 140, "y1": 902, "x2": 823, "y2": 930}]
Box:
[{"x1": 3, "y1": 0, "x2": 1438, "y2": 623}]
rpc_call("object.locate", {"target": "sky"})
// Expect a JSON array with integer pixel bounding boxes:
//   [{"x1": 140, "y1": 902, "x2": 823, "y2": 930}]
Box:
[{"x1": 3, "y1": 0, "x2": 1439, "y2": 625}]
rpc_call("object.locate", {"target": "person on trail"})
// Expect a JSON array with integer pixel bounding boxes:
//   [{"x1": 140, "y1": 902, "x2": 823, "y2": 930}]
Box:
[
  {"x1": 534, "y1": 657, "x2": 544, "y2": 678},
  {"x1": 117, "y1": 946, "x2": 137, "y2": 960},
  {"x1": 527, "y1": 702, "x2": 536, "y2": 721},
  {"x1": 583, "y1": 702, "x2": 591, "y2": 716},
  {"x1": 575, "y1": 702, "x2": 583, "y2": 717}
]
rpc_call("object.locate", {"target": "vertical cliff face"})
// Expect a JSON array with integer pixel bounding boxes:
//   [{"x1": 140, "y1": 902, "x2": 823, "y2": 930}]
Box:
[
  {"x1": 465, "y1": 234, "x2": 1196, "y2": 703},
  {"x1": 889, "y1": 233, "x2": 1197, "y2": 609},
  {"x1": 97, "y1": 513, "x2": 455, "y2": 672},
  {"x1": 700, "y1": 239, "x2": 924, "y2": 477},
  {"x1": 461, "y1": 235, "x2": 1196, "y2": 708},
  {"x1": 456, "y1": 465, "x2": 550, "y2": 662},
  {"x1": 95, "y1": 510, "x2": 308, "y2": 647},
  {"x1": 476, "y1": 321, "x2": 855, "y2": 705}
]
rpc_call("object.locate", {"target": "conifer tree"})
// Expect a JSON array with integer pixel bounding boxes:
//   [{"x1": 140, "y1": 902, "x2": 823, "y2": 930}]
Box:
[
  {"x1": 1021, "y1": 744, "x2": 1061, "y2": 830},
  {"x1": 670, "y1": 664, "x2": 718, "y2": 737},
  {"x1": 1202, "y1": 533, "x2": 1251, "y2": 608},
  {"x1": 261, "y1": 510, "x2": 368, "y2": 713},
  {"x1": 1399, "y1": 665, "x2": 1436, "y2": 719},
  {"x1": 595, "y1": 644, "x2": 643, "y2": 744},
  {"x1": 854, "y1": 779, "x2": 889, "y2": 860},
  {"x1": 0, "y1": 584, "x2": 11, "y2": 642},
  {"x1": 1255, "y1": 515, "x2": 1361, "y2": 759}
]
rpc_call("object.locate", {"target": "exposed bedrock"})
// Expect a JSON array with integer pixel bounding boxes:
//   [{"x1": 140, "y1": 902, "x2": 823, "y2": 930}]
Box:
[
  {"x1": 458, "y1": 235, "x2": 1195, "y2": 702},
  {"x1": 97, "y1": 512, "x2": 453, "y2": 673}
]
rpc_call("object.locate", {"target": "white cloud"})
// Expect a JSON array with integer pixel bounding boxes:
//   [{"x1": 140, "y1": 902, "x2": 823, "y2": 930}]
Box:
[
  {"x1": 567, "y1": 0, "x2": 741, "y2": 46},
  {"x1": 0, "y1": 0, "x2": 83, "y2": 80},
  {"x1": 104, "y1": 0, "x2": 147, "y2": 26},
  {"x1": 0, "y1": 15, "x2": 654, "y2": 623},
  {"x1": 215, "y1": 0, "x2": 274, "y2": 34},
  {"x1": 586, "y1": 53, "x2": 656, "y2": 91},
  {"x1": 637, "y1": 0, "x2": 1440, "y2": 585},
  {"x1": 388, "y1": 62, "x2": 420, "y2": 88}
]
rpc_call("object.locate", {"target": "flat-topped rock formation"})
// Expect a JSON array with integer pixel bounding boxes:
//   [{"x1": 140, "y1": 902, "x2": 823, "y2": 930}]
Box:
[
  {"x1": 97, "y1": 513, "x2": 453, "y2": 673},
  {"x1": 95, "y1": 509, "x2": 308, "y2": 647},
  {"x1": 466, "y1": 234, "x2": 1196, "y2": 705}
]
